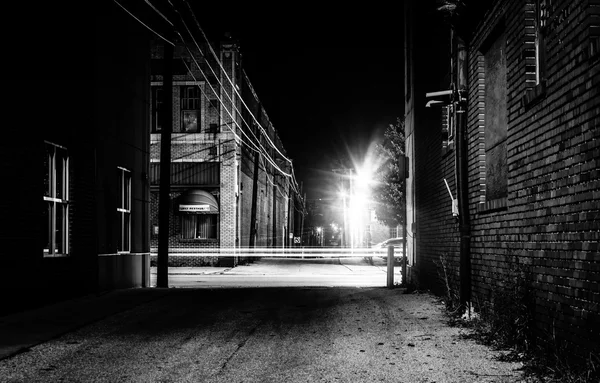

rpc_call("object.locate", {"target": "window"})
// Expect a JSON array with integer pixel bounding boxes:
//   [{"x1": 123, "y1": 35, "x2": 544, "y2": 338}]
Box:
[
  {"x1": 181, "y1": 215, "x2": 217, "y2": 239},
  {"x1": 44, "y1": 142, "x2": 69, "y2": 256},
  {"x1": 152, "y1": 87, "x2": 163, "y2": 133},
  {"x1": 117, "y1": 167, "x2": 131, "y2": 253},
  {"x1": 522, "y1": 1, "x2": 548, "y2": 107},
  {"x1": 483, "y1": 28, "x2": 508, "y2": 202},
  {"x1": 389, "y1": 226, "x2": 398, "y2": 238},
  {"x1": 441, "y1": 105, "x2": 454, "y2": 149},
  {"x1": 209, "y1": 99, "x2": 220, "y2": 133},
  {"x1": 181, "y1": 86, "x2": 200, "y2": 133},
  {"x1": 209, "y1": 146, "x2": 218, "y2": 156},
  {"x1": 535, "y1": 0, "x2": 548, "y2": 86}
]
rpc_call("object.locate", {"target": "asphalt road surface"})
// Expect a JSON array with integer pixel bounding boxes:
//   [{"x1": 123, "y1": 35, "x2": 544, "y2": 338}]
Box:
[{"x1": 0, "y1": 290, "x2": 523, "y2": 382}]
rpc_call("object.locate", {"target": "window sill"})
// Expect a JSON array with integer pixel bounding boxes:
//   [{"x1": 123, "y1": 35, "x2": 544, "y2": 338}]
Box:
[
  {"x1": 43, "y1": 254, "x2": 69, "y2": 258},
  {"x1": 442, "y1": 141, "x2": 455, "y2": 157},
  {"x1": 521, "y1": 81, "x2": 546, "y2": 110},
  {"x1": 477, "y1": 198, "x2": 507, "y2": 214}
]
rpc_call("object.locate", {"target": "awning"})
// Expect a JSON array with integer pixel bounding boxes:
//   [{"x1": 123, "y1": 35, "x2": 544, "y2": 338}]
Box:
[{"x1": 176, "y1": 189, "x2": 219, "y2": 214}]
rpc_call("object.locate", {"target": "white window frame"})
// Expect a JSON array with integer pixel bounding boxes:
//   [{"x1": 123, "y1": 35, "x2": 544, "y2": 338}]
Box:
[
  {"x1": 44, "y1": 141, "x2": 69, "y2": 257},
  {"x1": 117, "y1": 167, "x2": 132, "y2": 253}
]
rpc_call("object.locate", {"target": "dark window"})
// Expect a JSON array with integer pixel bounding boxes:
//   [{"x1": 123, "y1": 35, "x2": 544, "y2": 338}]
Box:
[
  {"x1": 181, "y1": 86, "x2": 200, "y2": 110},
  {"x1": 209, "y1": 99, "x2": 220, "y2": 132},
  {"x1": 181, "y1": 86, "x2": 201, "y2": 132},
  {"x1": 152, "y1": 87, "x2": 163, "y2": 133},
  {"x1": 483, "y1": 29, "x2": 508, "y2": 201},
  {"x1": 181, "y1": 215, "x2": 217, "y2": 239}
]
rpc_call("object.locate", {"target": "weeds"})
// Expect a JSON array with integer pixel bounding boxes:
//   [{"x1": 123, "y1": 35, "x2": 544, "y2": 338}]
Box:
[
  {"x1": 434, "y1": 253, "x2": 599, "y2": 383},
  {"x1": 433, "y1": 254, "x2": 460, "y2": 313}
]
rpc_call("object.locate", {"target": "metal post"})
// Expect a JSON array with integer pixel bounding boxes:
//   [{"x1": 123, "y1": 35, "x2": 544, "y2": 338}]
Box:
[
  {"x1": 387, "y1": 245, "x2": 394, "y2": 288},
  {"x1": 402, "y1": 245, "x2": 407, "y2": 286}
]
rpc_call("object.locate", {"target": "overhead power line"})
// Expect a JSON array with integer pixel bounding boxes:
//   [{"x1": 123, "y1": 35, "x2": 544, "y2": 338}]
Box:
[{"x1": 116, "y1": 0, "x2": 301, "y2": 196}]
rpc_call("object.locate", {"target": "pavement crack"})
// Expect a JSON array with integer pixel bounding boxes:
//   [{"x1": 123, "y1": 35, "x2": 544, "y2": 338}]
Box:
[
  {"x1": 218, "y1": 322, "x2": 260, "y2": 374},
  {"x1": 337, "y1": 258, "x2": 353, "y2": 271}
]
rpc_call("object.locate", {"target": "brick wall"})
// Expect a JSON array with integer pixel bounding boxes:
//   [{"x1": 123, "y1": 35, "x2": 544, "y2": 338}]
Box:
[
  {"x1": 464, "y1": 0, "x2": 600, "y2": 355},
  {"x1": 410, "y1": 0, "x2": 599, "y2": 355}
]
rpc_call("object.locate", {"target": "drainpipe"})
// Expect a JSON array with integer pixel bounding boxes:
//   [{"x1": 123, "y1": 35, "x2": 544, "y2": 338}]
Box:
[{"x1": 454, "y1": 31, "x2": 471, "y2": 309}]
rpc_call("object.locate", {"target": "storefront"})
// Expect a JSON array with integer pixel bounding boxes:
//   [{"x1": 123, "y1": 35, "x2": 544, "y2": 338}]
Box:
[{"x1": 176, "y1": 189, "x2": 219, "y2": 242}]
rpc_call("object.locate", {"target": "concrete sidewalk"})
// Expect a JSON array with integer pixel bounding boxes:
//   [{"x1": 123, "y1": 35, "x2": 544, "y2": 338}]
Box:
[{"x1": 0, "y1": 288, "x2": 170, "y2": 360}]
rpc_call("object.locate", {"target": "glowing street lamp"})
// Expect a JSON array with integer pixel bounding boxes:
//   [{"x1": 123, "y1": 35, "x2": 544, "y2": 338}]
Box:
[{"x1": 316, "y1": 226, "x2": 322, "y2": 247}]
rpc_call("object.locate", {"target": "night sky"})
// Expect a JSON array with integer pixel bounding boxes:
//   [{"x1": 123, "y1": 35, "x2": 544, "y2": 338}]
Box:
[{"x1": 195, "y1": 5, "x2": 405, "y2": 199}]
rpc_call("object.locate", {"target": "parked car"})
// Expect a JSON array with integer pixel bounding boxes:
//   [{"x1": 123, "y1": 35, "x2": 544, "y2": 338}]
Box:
[{"x1": 375, "y1": 238, "x2": 407, "y2": 263}]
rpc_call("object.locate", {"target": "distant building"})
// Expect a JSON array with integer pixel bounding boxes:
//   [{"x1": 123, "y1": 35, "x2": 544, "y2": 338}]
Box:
[
  {"x1": 406, "y1": 0, "x2": 599, "y2": 355},
  {"x1": 149, "y1": 36, "x2": 300, "y2": 266},
  {"x1": 1, "y1": 2, "x2": 152, "y2": 314}
]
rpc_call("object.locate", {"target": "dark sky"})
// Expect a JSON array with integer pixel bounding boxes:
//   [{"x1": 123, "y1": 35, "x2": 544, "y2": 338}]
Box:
[{"x1": 198, "y1": 5, "x2": 405, "y2": 199}]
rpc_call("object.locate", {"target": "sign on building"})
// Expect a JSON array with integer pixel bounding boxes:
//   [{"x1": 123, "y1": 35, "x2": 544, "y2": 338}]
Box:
[{"x1": 179, "y1": 204, "x2": 210, "y2": 212}]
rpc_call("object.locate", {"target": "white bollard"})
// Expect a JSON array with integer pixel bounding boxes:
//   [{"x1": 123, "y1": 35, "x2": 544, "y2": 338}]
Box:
[{"x1": 387, "y1": 245, "x2": 394, "y2": 288}]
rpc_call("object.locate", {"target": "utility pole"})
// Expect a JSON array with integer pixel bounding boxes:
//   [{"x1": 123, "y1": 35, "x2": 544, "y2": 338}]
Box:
[
  {"x1": 272, "y1": 182, "x2": 277, "y2": 247},
  {"x1": 287, "y1": 183, "x2": 292, "y2": 248},
  {"x1": 157, "y1": 35, "x2": 173, "y2": 288},
  {"x1": 249, "y1": 123, "x2": 260, "y2": 248},
  {"x1": 301, "y1": 191, "x2": 306, "y2": 246}
]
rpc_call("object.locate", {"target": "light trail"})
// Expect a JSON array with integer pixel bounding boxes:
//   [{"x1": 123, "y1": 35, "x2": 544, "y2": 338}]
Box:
[{"x1": 150, "y1": 247, "x2": 403, "y2": 257}]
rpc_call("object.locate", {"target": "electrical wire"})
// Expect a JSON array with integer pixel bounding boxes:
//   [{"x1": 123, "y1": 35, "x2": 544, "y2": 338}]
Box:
[
  {"x1": 175, "y1": 30, "x2": 295, "y2": 181},
  {"x1": 181, "y1": 62, "x2": 294, "y2": 183},
  {"x1": 154, "y1": 0, "x2": 302, "y2": 195},
  {"x1": 123, "y1": 0, "x2": 301, "y2": 195},
  {"x1": 180, "y1": 0, "x2": 293, "y2": 165},
  {"x1": 114, "y1": 0, "x2": 174, "y2": 46},
  {"x1": 142, "y1": 0, "x2": 289, "y2": 179}
]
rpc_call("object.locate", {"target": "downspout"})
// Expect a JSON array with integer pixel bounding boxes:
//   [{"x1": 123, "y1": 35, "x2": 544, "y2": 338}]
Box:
[{"x1": 454, "y1": 31, "x2": 472, "y2": 309}]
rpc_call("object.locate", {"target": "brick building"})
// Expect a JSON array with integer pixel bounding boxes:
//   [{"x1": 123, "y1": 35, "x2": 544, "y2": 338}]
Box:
[
  {"x1": 1, "y1": 2, "x2": 152, "y2": 314},
  {"x1": 405, "y1": 0, "x2": 599, "y2": 355},
  {"x1": 149, "y1": 37, "x2": 299, "y2": 266}
]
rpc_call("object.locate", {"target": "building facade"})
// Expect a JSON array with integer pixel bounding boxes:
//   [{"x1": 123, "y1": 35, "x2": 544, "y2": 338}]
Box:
[
  {"x1": 406, "y1": 0, "x2": 599, "y2": 355},
  {"x1": 149, "y1": 37, "x2": 298, "y2": 266},
  {"x1": 1, "y1": 2, "x2": 152, "y2": 315}
]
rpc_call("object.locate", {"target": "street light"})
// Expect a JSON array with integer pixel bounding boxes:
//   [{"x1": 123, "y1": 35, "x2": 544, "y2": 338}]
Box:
[{"x1": 316, "y1": 226, "x2": 322, "y2": 247}]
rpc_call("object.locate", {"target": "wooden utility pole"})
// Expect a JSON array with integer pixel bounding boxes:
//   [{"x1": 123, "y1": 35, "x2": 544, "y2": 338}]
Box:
[
  {"x1": 249, "y1": 148, "x2": 260, "y2": 247},
  {"x1": 287, "y1": 183, "x2": 292, "y2": 248},
  {"x1": 272, "y1": 183, "x2": 277, "y2": 247},
  {"x1": 157, "y1": 37, "x2": 173, "y2": 288},
  {"x1": 300, "y1": 191, "x2": 306, "y2": 246}
]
